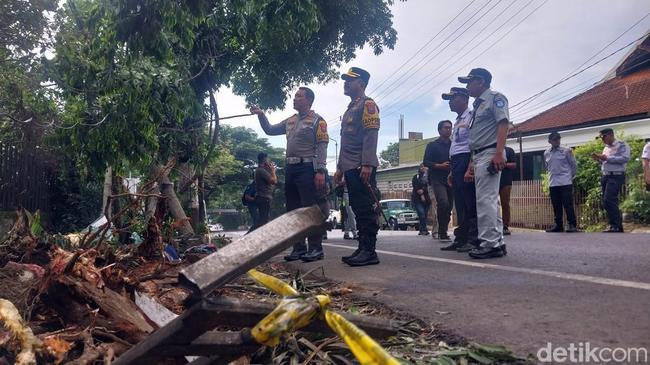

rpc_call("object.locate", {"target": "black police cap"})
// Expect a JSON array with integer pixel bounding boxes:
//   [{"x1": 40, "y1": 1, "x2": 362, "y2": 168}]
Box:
[
  {"x1": 341, "y1": 67, "x2": 370, "y2": 84},
  {"x1": 441, "y1": 87, "x2": 470, "y2": 100},
  {"x1": 458, "y1": 68, "x2": 492, "y2": 85}
]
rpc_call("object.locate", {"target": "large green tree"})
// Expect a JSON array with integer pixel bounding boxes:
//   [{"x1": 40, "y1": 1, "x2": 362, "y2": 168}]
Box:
[
  {"x1": 49, "y1": 0, "x2": 398, "y2": 235},
  {"x1": 379, "y1": 142, "x2": 400, "y2": 168}
]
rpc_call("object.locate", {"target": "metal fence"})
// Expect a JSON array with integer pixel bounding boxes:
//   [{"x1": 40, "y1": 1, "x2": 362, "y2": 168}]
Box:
[{"x1": 0, "y1": 143, "x2": 54, "y2": 213}]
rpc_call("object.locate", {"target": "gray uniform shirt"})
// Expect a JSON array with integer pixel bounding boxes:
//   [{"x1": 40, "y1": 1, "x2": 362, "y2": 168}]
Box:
[
  {"x1": 450, "y1": 108, "x2": 472, "y2": 156},
  {"x1": 338, "y1": 97, "x2": 380, "y2": 172},
  {"x1": 600, "y1": 140, "x2": 630, "y2": 173},
  {"x1": 469, "y1": 88, "x2": 509, "y2": 151},
  {"x1": 544, "y1": 146, "x2": 576, "y2": 187},
  {"x1": 258, "y1": 111, "x2": 328, "y2": 170}
]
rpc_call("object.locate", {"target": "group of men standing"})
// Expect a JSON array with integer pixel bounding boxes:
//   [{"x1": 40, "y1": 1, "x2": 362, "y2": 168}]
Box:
[
  {"x1": 421, "y1": 68, "x2": 512, "y2": 259},
  {"x1": 250, "y1": 67, "x2": 382, "y2": 267}
]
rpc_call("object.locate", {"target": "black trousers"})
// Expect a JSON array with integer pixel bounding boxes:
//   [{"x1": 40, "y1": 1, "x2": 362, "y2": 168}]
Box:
[
  {"x1": 451, "y1": 153, "x2": 477, "y2": 243},
  {"x1": 345, "y1": 168, "x2": 379, "y2": 250},
  {"x1": 285, "y1": 162, "x2": 323, "y2": 252},
  {"x1": 254, "y1": 197, "x2": 271, "y2": 228},
  {"x1": 549, "y1": 184, "x2": 577, "y2": 227},
  {"x1": 601, "y1": 174, "x2": 625, "y2": 230}
]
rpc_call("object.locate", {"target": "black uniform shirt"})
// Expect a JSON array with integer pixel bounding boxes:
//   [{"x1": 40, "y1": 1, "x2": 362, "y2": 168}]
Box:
[{"x1": 423, "y1": 138, "x2": 451, "y2": 184}]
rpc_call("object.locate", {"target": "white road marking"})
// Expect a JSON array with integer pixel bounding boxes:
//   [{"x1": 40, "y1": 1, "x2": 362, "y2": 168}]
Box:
[{"x1": 323, "y1": 243, "x2": 650, "y2": 291}]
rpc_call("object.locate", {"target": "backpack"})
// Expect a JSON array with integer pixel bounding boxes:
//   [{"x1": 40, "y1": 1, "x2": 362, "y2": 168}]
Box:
[{"x1": 241, "y1": 182, "x2": 256, "y2": 206}]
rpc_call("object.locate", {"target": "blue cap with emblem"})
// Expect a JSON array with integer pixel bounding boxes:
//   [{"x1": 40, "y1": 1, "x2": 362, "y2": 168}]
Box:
[
  {"x1": 458, "y1": 68, "x2": 492, "y2": 85},
  {"x1": 441, "y1": 87, "x2": 469, "y2": 100}
]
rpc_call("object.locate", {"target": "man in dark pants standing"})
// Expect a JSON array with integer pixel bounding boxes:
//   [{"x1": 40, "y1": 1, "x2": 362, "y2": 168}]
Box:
[
  {"x1": 334, "y1": 67, "x2": 381, "y2": 267},
  {"x1": 440, "y1": 87, "x2": 477, "y2": 252},
  {"x1": 411, "y1": 164, "x2": 430, "y2": 236},
  {"x1": 544, "y1": 131, "x2": 578, "y2": 233},
  {"x1": 592, "y1": 128, "x2": 629, "y2": 233},
  {"x1": 250, "y1": 87, "x2": 329, "y2": 261},
  {"x1": 254, "y1": 152, "x2": 277, "y2": 228},
  {"x1": 499, "y1": 146, "x2": 517, "y2": 235},
  {"x1": 423, "y1": 120, "x2": 454, "y2": 241}
]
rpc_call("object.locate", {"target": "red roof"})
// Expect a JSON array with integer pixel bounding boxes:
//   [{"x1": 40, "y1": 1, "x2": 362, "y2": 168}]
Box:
[{"x1": 515, "y1": 66, "x2": 650, "y2": 134}]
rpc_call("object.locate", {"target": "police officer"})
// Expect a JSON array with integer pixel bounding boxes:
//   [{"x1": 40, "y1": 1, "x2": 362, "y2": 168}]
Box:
[
  {"x1": 250, "y1": 87, "x2": 329, "y2": 261},
  {"x1": 591, "y1": 128, "x2": 630, "y2": 233},
  {"x1": 334, "y1": 67, "x2": 381, "y2": 267},
  {"x1": 544, "y1": 131, "x2": 578, "y2": 233},
  {"x1": 458, "y1": 68, "x2": 508, "y2": 259},
  {"x1": 440, "y1": 87, "x2": 478, "y2": 252}
]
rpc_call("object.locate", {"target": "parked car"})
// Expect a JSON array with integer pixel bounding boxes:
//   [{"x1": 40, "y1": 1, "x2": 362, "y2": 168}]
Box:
[
  {"x1": 327, "y1": 209, "x2": 341, "y2": 230},
  {"x1": 207, "y1": 223, "x2": 224, "y2": 232},
  {"x1": 379, "y1": 199, "x2": 419, "y2": 231}
]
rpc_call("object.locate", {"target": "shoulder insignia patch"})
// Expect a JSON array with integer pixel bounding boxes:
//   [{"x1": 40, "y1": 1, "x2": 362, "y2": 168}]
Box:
[
  {"x1": 362, "y1": 101, "x2": 380, "y2": 129},
  {"x1": 316, "y1": 119, "x2": 329, "y2": 142},
  {"x1": 495, "y1": 99, "x2": 506, "y2": 108}
]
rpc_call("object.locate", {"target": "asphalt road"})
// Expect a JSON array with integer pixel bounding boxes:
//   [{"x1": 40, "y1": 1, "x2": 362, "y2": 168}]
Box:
[{"x1": 279, "y1": 230, "x2": 650, "y2": 360}]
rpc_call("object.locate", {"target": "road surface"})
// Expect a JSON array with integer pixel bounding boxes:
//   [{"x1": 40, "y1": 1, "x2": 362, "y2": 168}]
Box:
[{"x1": 279, "y1": 230, "x2": 650, "y2": 360}]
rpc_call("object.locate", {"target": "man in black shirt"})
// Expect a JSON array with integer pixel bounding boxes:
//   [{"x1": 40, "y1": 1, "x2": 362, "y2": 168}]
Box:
[
  {"x1": 499, "y1": 146, "x2": 517, "y2": 235},
  {"x1": 411, "y1": 164, "x2": 431, "y2": 235},
  {"x1": 423, "y1": 120, "x2": 453, "y2": 240}
]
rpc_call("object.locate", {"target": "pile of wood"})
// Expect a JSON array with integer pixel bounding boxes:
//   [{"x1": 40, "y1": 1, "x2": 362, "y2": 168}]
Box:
[{"x1": 0, "y1": 209, "x2": 187, "y2": 364}]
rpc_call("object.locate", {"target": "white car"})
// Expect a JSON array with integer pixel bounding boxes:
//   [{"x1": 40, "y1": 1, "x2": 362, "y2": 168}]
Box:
[
  {"x1": 327, "y1": 209, "x2": 341, "y2": 229},
  {"x1": 207, "y1": 223, "x2": 224, "y2": 232}
]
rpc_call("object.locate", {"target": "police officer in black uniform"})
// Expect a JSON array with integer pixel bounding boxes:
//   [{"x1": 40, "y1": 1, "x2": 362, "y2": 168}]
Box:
[
  {"x1": 250, "y1": 87, "x2": 329, "y2": 262},
  {"x1": 334, "y1": 67, "x2": 381, "y2": 267}
]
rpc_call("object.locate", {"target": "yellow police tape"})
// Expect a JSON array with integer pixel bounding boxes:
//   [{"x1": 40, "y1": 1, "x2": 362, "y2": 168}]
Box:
[{"x1": 247, "y1": 269, "x2": 400, "y2": 365}]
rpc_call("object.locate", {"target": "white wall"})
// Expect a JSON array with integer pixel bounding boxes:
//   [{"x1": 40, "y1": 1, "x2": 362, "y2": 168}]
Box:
[{"x1": 507, "y1": 118, "x2": 650, "y2": 153}]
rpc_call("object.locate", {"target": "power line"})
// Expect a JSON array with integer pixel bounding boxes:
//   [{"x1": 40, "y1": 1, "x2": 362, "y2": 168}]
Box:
[
  {"x1": 511, "y1": 57, "x2": 650, "y2": 123},
  {"x1": 510, "y1": 11, "x2": 650, "y2": 113},
  {"x1": 379, "y1": 0, "x2": 533, "y2": 113},
  {"x1": 368, "y1": 0, "x2": 479, "y2": 95},
  {"x1": 509, "y1": 31, "x2": 650, "y2": 110},
  {"x1": 380, "y1": 0, "x2": 550, "y2": 120},
  {"x1": 372, "y1": 0, "x2": 498, "y2": 101}
]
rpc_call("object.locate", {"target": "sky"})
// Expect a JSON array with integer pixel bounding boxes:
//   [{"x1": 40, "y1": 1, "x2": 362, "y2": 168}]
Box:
[{"x1": 216, "y1": 0, "x2": 650, "y2": 171}]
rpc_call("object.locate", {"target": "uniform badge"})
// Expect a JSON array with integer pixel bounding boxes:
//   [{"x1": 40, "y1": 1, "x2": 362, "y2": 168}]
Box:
[
  {"x1": 495, "y1": 98, "x2": 506, "y2": 108},
  {"x1": 316, "y1": 120, "x2": 329, "y2": 142},
  {"x1": 362, "y1": 101, "x2": 380, "y2": 129}
]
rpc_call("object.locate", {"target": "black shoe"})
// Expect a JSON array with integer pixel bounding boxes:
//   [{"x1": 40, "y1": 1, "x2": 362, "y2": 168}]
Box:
[
  {"x1": 341, "y1": 248, "x2": 361, "y2": 263},
  {"x1": 343, "y1": 232, "x2": 352, "y2": 240},
  {"x1": 501, "y1": 244, "x2": 507, "y2": 256},
  {"x1": 438, "y1": 233, "x2": 452, "y2": 241},
  {"x1": 423, "y1": 231, "x2": 430, "y2": 236},
  {"x1": 455, "y1": 243, "x2": 476, "y2": 252},
  {"x1": 503, "y1": 226, "x2": 511, "y2": 236},
  {"x1": 469, "y1": 246, "x2": 505, "y2": 259},
  {"x1": 284, "y1": 250, "x2": 308, "y2": 261},
  {"x1": 566, "y1": 224, "x2": 578, "y2": 233},
  {"x1": 603, "y1": 226, "x2": 624, "y2": 233},
  {"x1": 545, "y1": 225, "x2": 564, "y2": 233},
  {"x1": 345, "y1": 250, "x2": 380, "y2": 266},
  {"x1": 441, "y1": 242, "x2": 463, "y2": 251},
  {"x1": 301, "y1": 250, "x2": 324, "y2": 262}
]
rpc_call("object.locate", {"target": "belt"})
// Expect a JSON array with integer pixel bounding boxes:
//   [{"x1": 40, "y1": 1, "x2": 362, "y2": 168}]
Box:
[
  {"x1": 286, "y1": 157, "x2": 314, "y2": 164},
  {"x1": 603, "y1": 171, "x2": 625, "y2": 176},
  {"x1": 472, "y1": 143, "x2": 497, "y2": 155}
]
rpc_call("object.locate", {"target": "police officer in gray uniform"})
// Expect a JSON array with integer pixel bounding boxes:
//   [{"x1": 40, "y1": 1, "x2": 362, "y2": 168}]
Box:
[
  {"x1": 544, "y1": 131, "x2": 578, "y2": 233},
  {"x1": 250, "y1": 87, "x2": 329, "y2": 261},
  {"x1": 334, "y1": 67, "x2": 381, "y2": 267},
  {"x1": 458, "y1": 68, "x2": 508, "y2": 259},
  {"x1": 592, "y1": 128, "x2": 630, "y2": 233}
]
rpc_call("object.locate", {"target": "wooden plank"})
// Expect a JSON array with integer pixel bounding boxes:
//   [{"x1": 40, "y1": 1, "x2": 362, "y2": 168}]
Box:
[{"x1": 179, "y1": 205, "x2": 325, "y2": 298}]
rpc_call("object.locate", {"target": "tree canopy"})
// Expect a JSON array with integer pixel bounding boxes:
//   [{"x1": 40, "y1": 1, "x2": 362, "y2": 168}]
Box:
[
  {"x1": 49, "y1": 0, "x2": 399, "y2": 175},
  {"x1": 380, "y1": 142, "x2": 400, "y2": 168}
]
